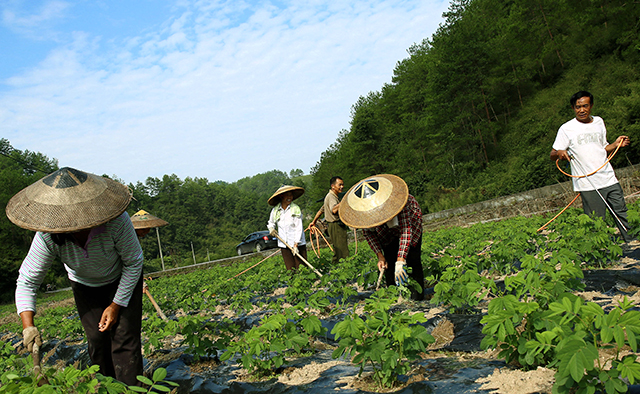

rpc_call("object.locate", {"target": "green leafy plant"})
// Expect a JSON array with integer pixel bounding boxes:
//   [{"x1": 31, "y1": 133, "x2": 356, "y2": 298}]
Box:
[
  {"x1": 129, "y1": 368, "x2": 179, "y2": 393},
  {"x1": 220, "y1": 308, "x2": 326, "y2": 377},
  {"x1": 331, "y1": 286, "x2": 435, "y2": 388}
]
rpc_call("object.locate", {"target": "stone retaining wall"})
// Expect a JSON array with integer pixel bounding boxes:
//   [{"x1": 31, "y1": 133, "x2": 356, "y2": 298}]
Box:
[{"x1": 423, "y1": 164, "x2": 640, "y2": 230}]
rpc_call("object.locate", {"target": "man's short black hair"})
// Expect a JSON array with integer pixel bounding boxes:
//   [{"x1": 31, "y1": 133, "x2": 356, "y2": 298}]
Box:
[
  {"x1": 570, "y1": 91, "x2": 594, "y2": 107},
  {"x1": 330, "y1": 176, "x2": 343, "y2": 187}
]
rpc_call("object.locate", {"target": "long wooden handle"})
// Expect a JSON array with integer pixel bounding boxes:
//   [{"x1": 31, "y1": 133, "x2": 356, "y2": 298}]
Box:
[
  {"x1": 143, "y1": 286, "x2": 167, "y2": 320},
  {"x1": 274, "y1": 233, "x2": 323, "y2": 277},
  {"x1": 376, "y1": 269, "x2": 384, "y2": 290}
]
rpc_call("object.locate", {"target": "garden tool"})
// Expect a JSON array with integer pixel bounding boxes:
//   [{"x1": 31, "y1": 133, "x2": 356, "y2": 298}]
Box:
[
  {"x1": 227, "y1": 250, "x2": 280, "y2": 280},
  {"x1": 273, "y1": 232, "x2": 323, "y2": 277},
  {"x1": 376, "y1": 269, "x2": 384, "y2": 290},
  {"x1": 143, "y1": 281, "x2": 167, "y2": 320},
  {"x1": 569, "y1": 151, "x2": 628, "y2": 232}
]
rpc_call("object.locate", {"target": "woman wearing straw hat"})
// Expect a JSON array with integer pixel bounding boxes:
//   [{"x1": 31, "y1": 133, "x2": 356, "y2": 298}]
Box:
[
  {"x1": 7, "y1": 167, "x2": 144, "y2": 386},
  {"x1": 339, "y1": 174, "x2": 425, "y2": 300},
  {"x1": 267, "y1": 185, "x2": 308, "y2": 270}
]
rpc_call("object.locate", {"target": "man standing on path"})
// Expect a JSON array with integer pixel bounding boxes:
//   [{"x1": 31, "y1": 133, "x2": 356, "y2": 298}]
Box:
[
  {"x1": 551, "y1": 90, "x2": 636, "y2": 243},
  {"x1": 310, "y1": 176, "x2": 350, "y2": 264}
]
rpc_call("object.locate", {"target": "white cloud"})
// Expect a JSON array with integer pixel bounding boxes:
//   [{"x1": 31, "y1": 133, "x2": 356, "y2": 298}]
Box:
[
  {"x1": 2, "y1": 0, "x2": 70, "y2": 39},
  {"x1": 0, "y1": 0, "x2": 449, "y2": 184}
]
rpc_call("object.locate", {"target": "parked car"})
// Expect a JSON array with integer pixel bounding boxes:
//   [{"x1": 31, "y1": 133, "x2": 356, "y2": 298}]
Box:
[{"x1": 236, "y1": 231, "x2": 278, "y2": 255}]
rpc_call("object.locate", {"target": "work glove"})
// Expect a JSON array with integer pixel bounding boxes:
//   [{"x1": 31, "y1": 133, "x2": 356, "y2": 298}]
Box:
[
  {"x1": 22, "y1": 326, "x2": 42, "y2": 352},
  {"x1": 269, "y1": 228, "x2": 277, "y2": 237},
  {"x1": 394, "y1": 261, "x2": 408, "y2": 285}
]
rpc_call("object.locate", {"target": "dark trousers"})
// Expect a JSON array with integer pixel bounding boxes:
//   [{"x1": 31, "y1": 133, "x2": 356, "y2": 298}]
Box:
[
  {"x1": 581, "y1": 183, "x2": 634, "y2": 242},
  {"x1": 281, "y1": 244, "x2": 308, "y2": 270},
  {"x1": 70, "y1": 276, "x2": 143, "y2": 386},
  {"x1": 382, "y1": 236, "x2": 424, "y2": 300},
  {"x1": 327, "y1": 221, "x2": 349, "y2": 264}
]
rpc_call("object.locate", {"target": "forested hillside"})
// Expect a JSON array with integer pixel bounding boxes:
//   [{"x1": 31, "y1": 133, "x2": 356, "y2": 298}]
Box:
[
  {"x1": 2, "y1": 0, "x2": 640, "y2": 301},
  {"x1": 0, "y1": 141, "x2": 310, "y2": 301},
  {"x1": 310, "y1": 0, "x2": 640, "y2": 212}
]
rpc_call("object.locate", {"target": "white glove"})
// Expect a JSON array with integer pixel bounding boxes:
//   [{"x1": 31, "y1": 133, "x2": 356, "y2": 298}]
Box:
[
  {"x1": 269, "y1": 228, "x2": 277, "y2": 237},
  {"x1": 394, "y1": 261, "x2": 408, "y2": 285},
  {"x1": 23, "y1": 326, "x2": 42, "y2": 352}
]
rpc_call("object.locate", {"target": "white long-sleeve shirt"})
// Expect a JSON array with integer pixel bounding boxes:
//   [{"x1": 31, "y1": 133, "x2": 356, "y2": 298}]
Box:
[
  {"x1": 267, "y1": 202, "x2": 306, "y2": 248},
  {"x1": 16, "y1": 212, "x2": 143, "y2": 314}
]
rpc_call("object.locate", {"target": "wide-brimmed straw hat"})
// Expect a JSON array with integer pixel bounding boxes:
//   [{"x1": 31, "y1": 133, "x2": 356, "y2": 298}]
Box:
[
  {"x1": 131, "y1": 209, "x2": 169, "y2": 229},
  {"x1": 339, "y1": 174, "x2": 408, "y2": 229},
  {"x1": 267, "y1": 185, "x2": 305, "y2": 206},
  {"x1": 6, "y1": 167, "x2": 132, "y2": 233}
]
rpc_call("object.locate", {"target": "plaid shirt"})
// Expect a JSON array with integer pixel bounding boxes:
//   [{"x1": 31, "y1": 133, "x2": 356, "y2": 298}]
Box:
[{"x1": 363, "y1": 194, "x2": 423, "y2": 260}]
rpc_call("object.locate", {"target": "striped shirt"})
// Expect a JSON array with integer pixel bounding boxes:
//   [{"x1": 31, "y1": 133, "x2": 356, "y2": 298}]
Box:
[
  {"x1": 363, "y1": 194, "x2": 423, "y2": 261},
  {"x1": 16, "y1": 212, "x2": 143, "y2": 314}
]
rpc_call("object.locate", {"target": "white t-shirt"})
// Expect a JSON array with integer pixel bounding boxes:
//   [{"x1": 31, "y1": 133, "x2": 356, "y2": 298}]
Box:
[{"x1": 552, "y1": 116, "x2": 618, "y2": 191}]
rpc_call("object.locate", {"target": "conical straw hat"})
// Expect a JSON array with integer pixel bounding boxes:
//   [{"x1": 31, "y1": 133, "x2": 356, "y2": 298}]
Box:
[
  {"x1": 131, "y1": 209, "x2": 169, "y2": 229},
  {"x1": 339, "y1": 174, "x2": 408, "y2": 229},
  {"x1": 267, "y1": 185, "x2": 305, "y2": 206},
  {"x1": 6, "y1": 167, "x2": 132, "y2": 233}
]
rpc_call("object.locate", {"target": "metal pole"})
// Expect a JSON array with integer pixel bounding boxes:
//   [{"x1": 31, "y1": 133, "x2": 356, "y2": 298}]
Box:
[
  {"x1": 569, "y1": 153, "x2": 628, "y2": 231},
  {"x1": 156, "y1": 227, "x2": 165, "y2": 271}
]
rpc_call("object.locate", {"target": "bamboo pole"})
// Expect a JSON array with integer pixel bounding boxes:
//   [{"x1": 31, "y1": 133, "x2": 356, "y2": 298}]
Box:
[{"x1": 227, "y1": 250, "x2": 280, "y2": 281}]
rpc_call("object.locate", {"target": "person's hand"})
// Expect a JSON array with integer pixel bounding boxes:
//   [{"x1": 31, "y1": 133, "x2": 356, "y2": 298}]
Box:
[
  {"x1": 556, "y1": 149, "x2": 571, "y2": 161},
  {"x1": 394, "y1": 261, "x2": 408, "y2": 285},
  {"x1": 98, "y1": 303, "x2": 121, "y2": 332},
  {"x1": 293, "y1": 244, "x2": 299, "y2": 255},
  {"x1": 377, "y1": 259, "x2": 387, "y2": 272},
  {"x1": 269, "y1": 228, "x2": 277, "y2": 237},
  {"x1": 616, "y1": 135, "x2": 630, "y2": 148},
  {"x1": 22, "y1": 326, "x2": 42, "y2": 352}
]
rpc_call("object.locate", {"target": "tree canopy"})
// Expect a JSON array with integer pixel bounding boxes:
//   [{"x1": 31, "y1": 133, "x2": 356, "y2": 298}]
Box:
[{"x1": 309, "y1": 0, "x2": 640, "y2": 212}]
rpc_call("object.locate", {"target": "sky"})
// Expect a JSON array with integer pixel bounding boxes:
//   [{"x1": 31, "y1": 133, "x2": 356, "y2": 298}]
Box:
[{"x1": 0, "y1": 0, "x2": 449, "y2": 185}]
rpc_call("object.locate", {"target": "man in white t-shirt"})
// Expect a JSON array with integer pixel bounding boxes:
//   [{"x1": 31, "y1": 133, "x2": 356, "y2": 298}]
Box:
[{"x1": 551, "y1": 90, "x2": 635, "y2": 242}]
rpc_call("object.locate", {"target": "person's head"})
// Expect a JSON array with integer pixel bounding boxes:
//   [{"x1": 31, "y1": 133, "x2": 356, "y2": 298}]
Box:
[
  {"x1": 267, "y1": 185, "x2": 305, "y2": 206},
  {"x1": 330, "y1": 176, "x2": 344, "y2": 194},
  {"x1": 570, "y1": 91, "x2": 594, "y2": 123},
  {"x1": 280, "y1": 191, "x2": 294, "y2": 208},
  {"x1": 135, "y1": 228, "x2": 152, "y2": 238}
]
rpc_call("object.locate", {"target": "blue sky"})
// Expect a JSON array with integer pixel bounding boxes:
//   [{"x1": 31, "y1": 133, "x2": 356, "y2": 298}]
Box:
[{"x1": 1, "y1": 0, "x2": 449, "y2": 184}]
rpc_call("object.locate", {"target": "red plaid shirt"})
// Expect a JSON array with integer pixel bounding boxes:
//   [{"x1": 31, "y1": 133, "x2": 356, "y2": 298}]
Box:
[{"x1": 363, "y1": 194, "x2": 423, "y2": 260}]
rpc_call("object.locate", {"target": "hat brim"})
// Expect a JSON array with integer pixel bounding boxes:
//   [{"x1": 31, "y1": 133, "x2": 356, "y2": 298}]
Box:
[
  {"x1": 339, "y1": 174, "x2": 408, "y2": 229},
  {"x1": 6, "y1": 169, "x2": 132, "y2": 233},
  {"x1": 267, "y1": 186, "x2": 305, "y2": 206}
]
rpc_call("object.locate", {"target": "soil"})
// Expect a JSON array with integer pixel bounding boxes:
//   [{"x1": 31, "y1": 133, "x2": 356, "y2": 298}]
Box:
[{"x1": 7, "y1": 244, "x2": 640, "y2": 394}]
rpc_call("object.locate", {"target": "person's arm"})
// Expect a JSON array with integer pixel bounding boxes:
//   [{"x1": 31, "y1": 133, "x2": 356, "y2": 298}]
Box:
[
  {"x1": 20, "y1": 311, "x2": 35, "y2": 329},
  {"x1": 331, "y1": 201, "x2": 340, "y2": 215},
  {"x1": 267, "y1": 207, "x2": 277, "y2": 235},
  {"x1": 16, "y1": 232, "x2": 57, "y2": 316},
  {"x1": 310, "y1": 207, "x2": 324, "y2": 226},
  {"x1": 292, "y1": 210, "x2": 304, "y2": 247},
  {"x1": 605, "y1": 135, "x2": 630, "y2": 154}
]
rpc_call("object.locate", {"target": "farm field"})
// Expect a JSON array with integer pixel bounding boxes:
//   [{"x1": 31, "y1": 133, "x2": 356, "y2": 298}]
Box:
[{"x1": 3, "y1": 204, "x2": 640, "y2": 393}]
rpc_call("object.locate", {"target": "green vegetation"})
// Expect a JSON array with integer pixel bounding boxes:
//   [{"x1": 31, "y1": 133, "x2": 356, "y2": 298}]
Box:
[
  {"x1": 310, "y1": 0, "x2": 640, "y2": 212},
  {"x1": 2, "y1": 203, "x2": 640, "y2": 391}
]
